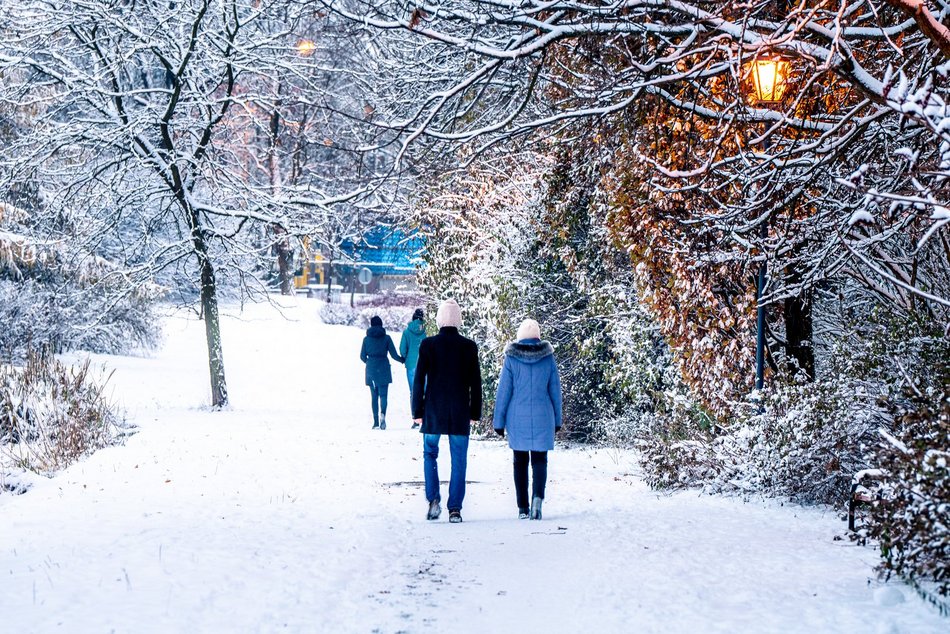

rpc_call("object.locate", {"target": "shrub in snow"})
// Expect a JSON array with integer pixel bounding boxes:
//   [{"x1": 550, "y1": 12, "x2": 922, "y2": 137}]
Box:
[
  {"x1": 0, "y1": 229, "x2": 163, "y2": 358},
  {"x1": 860, "y1": 392, "x2": 950, "y2": 615},
  {"x1": 642, "y1": 308, "x2": 949, "y2": 504},
  {"x1": 356, "y1": 291, "x2": 426, "y2": 310},
  {"x1": 0, "y1": 350, "x2": 124, "y2": 478},
  {"x1": 0, "y1": 279, "x2": 163, "y2": 357},
  {"x1": 319, "y1": 292, "x2": 426, "y2": 332},
  {"x1": 318, "y1": 302, "x2": 358, "y2": 327},
  {"x1": 640, "y1": 374, "x2": 887, "y2": 503},
  {"x1": 355, "y1": 306, "x2": 416, "y2": 331}
]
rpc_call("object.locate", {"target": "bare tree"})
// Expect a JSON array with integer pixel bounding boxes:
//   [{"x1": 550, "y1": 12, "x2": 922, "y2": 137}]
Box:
[{"x1": 0, "y1": 0, "x2": 385, "y2": 406}]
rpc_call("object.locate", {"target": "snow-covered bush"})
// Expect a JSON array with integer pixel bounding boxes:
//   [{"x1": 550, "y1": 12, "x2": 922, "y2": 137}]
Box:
[
  {"x1": 356, "y1": 291, "x2": 426, "y2": 311},
  {"x1": 640, "y1": 381, "x2": 881, "y2": 502},
  {"x1": 318, "y1": 302, "x2": 359, "y2": 327},
  {"x1": 0, "y1": 351, "x2": 124, "y2": 480},
  {"x1": 319, "y1": 292, "x2": 426, "y2": 332},
  {"x1": 355, "y1": 306, "x2": 416, "y2": 331},
  {"x1": 0, "y1": 228, "x2": 163, "y2": 358},
  {"x1": 640, "y1": 311, "x2": 948, "y2": 507},
  {"x1": 861, "y1": 392, "x2": 949, "y2": 615},
  {"x1": 0, "y1": 279, "x2": 162, "y2": 357}
]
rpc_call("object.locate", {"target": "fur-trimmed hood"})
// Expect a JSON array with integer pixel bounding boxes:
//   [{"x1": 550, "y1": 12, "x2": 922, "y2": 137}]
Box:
[{"x1": 504, "y1": 340, "x2": 554, "y2": 363}]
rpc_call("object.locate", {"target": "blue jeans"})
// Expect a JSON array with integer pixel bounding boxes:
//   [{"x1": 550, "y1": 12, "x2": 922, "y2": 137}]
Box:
[
  {"x1": 423, "y1": 433, "x2": 469, "y2": 511},
  {"x1": 406, "y1": 366, "x2": 416, "y2": 408}
]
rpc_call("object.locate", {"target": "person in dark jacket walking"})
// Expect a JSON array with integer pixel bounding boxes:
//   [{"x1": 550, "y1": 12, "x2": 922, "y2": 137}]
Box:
[
  {"x1": 412, "y1": 299, "x2": 482, "y2": 523},
  {"x1": 399, "y1": 308, "x2": 427, "y2": 428},
  {"x1": 493, "y1": 318, "x2": 562, "y2": 520},
  {"x1": 360, "y1": 315, "x2": 405, "y2": 430}
]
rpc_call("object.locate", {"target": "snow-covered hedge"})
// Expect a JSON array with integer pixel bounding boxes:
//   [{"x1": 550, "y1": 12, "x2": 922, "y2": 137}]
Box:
[
  {"x1": 640, "y1": 379, "x2": 883, "y2": 504},
  {"x1": 0, "y1": 351, "x2": 125, "y2": 487},
  {"x1": 860, "y1": 392, "x2": 950, "y2": 615},
  {"x1": 319, "y1": 292, "x2": 426, "y2": 332},
  {"x1": 0, "y1": 228, "x2": 163, "y2": 358},
  {"x1": 641, "y1": 313, "x2": 949, "y2": 508},
  {"x1": 354, "y1": 306, "x2": 416, "y2": 331},
  {"x1": 0, "y1": 279, "x2": 163, "y2": 357},
  {"x1": 318, "y1": 302, "x2": 359, "y2": 327}
]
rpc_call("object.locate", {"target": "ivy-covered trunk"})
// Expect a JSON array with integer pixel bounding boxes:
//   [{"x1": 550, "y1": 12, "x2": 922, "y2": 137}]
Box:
[{"x1": 785, "y1": 293, "x2": 814, "y2": 380}]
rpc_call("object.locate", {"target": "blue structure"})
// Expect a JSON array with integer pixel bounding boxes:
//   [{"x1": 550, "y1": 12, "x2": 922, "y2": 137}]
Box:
[{"x1": 341, "y1": 225, "x2": 423, "y2": 276}]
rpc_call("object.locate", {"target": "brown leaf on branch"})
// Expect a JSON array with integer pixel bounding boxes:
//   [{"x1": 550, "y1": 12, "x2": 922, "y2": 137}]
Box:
[{"x1": 409, "y1": 7, "x2": 428, "y2": 30}]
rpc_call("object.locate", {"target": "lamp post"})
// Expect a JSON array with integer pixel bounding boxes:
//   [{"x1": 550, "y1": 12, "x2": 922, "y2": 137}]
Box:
[{"x1": 747, "y1": 56, "x2": 790, "y2": 392}]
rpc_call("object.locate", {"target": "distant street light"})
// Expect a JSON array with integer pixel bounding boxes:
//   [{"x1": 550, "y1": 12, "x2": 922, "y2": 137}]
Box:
[
  {"x1": 296, "y1": 39, "x2": 317, "y2": 56},
  {"x1": 747, "y1": 55, "x2": 790, "y2": 392}
]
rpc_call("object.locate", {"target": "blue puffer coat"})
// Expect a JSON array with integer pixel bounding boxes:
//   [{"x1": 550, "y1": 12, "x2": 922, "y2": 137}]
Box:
[{"x1": 492, "y1": 339, "x2": 563, "y2": 451}]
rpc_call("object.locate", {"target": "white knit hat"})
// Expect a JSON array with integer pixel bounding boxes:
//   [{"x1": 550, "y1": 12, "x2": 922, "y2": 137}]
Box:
[
  {"x1": 436, "y1": 299, "x2": 462, "y2": 328},
  {"x1": 516, "y1": 318, "x2": 540, "y2": 340}
]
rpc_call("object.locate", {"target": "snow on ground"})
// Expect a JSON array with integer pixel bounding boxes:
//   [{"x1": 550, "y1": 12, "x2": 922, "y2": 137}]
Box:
[{"x1": 0, "y1": 300, "x2": 945, "y2": 633}]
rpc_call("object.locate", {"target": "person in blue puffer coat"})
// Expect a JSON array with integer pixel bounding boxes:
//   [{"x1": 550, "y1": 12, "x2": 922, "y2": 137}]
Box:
[{"x1": 492, "y1": 318, "x2": 562, "y2": 520}]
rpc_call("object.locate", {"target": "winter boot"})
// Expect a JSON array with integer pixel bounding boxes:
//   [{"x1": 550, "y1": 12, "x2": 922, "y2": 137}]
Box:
[
  {"x1": 426, "y1": 499, "x2": 441, "y2": 521},
  {"x1": 380, "y1": 414, "x2": 386, "y2": 430},
  {"x1": 529, "y1": 496, "x2": 543, "y2": 520},
  {"x1": 518, "y1": 508, "x2": 529, "y2": 520},
  {"x1": 449, "y1": 510, "x2": 462, "y2": 523}
]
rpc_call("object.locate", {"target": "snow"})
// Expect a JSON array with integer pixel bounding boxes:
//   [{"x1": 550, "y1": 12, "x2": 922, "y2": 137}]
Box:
[
  {"x1": 1, "y1": 300, "x2": 946, "y2": 633},
  {"x1": 849, "y1": 210, "x2": 875, "y2": 226},
  {"x1": 875, "y1": 587, "x2": 907, "y2": 608},
  {"x1": 854, "y1": 468, "x2": 888, "y2": 482}
]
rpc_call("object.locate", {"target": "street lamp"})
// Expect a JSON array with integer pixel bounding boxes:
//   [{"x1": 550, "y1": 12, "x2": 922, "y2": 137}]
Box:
[
  {"x1": 296, "y1": 39, "x2": 317, "y2": 56},
  {"x1": 750, "y1": 57, "x2": 791, "y2": 105},
  {"x1": 747, "y1": 55, "x2": 790, "y2": 392}
]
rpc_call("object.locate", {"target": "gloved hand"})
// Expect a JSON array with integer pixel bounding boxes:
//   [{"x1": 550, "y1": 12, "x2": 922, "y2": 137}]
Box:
[{"x1": 494, "y1": 428, "x2": 505, "y2": 438}]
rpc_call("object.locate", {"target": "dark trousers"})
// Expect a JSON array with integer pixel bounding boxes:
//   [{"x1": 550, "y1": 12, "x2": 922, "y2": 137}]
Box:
[
  {"x1": 369, "y1": 381, "x2": 389, "y2": 426},
  {"x1": 513, "y1": 450, "x2": 548, "y2": 509}
]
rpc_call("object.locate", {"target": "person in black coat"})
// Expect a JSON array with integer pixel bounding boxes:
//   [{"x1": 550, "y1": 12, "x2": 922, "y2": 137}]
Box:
[
  {"x1": 360, "y1": 315, "x2": 404, "y2": 430},
  {"x1": 412, "y1": 299, "x2": 482, "y2": 523}
]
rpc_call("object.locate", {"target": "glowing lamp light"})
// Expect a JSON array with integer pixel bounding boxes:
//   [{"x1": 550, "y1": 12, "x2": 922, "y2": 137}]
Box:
[
  {"x1": 750, "y1": 57, "x2": 790, "y2": 104},
  {"x1": 296, "y1": 39, "x2": 317, "y2": 56}
]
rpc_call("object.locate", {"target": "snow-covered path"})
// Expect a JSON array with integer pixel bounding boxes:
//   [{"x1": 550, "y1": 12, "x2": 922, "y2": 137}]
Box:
[{"x1": 0, "y1": 301, "x2": 944, "y2": 633}]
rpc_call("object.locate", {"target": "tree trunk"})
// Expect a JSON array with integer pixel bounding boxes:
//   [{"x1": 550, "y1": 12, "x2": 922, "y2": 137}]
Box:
[
  {"x1": 276, "y1": 227, "x2": 294, "y2": 295},
  {"x1": 267, "y1": 89, "x2": 294, "y2": 296},
  {"x1": 785, "y1": 293, "x2": 814, "y2": 380},
  {"x1": 190, "y1": 214, "x2": 229, "y2": 407}
]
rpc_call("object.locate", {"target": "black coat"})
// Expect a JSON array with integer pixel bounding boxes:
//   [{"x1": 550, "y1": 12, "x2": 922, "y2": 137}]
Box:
[
  {"x1": 412, "y1": 327, "x2": 482, "y2": 435},
  {"x1": 360, "y1": 326, "x2": 403, "y2": 386}
]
